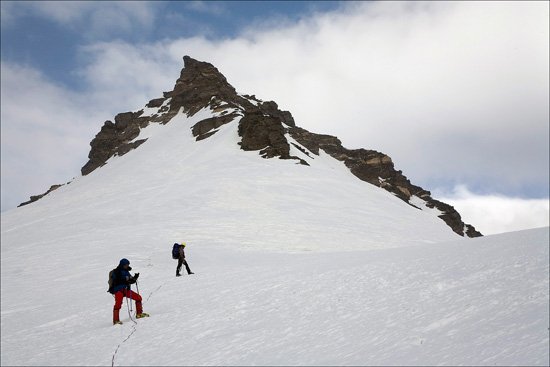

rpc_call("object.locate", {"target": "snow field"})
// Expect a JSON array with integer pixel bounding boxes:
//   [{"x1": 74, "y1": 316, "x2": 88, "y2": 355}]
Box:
[
  {"x1": 1, "y1": 228, "x2": 548, "y2": 365},
  {"x1": 2, "y1": 107, "x2": 548, "y2": 365}
]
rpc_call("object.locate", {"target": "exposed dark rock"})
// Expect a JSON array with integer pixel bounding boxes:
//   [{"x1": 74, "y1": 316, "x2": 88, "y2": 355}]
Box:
[
  {"x1": 242, "y1": 94, "x2": 261, "y2": 103},
  {"x1": 289, "y1": 126, "x2": 482, "y2": 237},
  {"x1": 116, "y1": 139, "x2": 148, "y2": 157},
  {"x1": 426, "y1": 199, "x2": 483, "y2": 237},
  {"x1": 291, "y1": 143, "x2": 312, "y2": 158},
  {"x1": 81, "y1": 111, "x2": 150, "y2": 176},
  {"x1": 234, "y1": 100, "x2": 297, "y2": 162},
  {"x1": 146, "y1": 97, "x2": 165, "y2": 108},
  {"x1": 192, "y1": 113, "x2": 240, "y2": 141},
  {"x1": 258, "y1": 101, "x2": 295, "y2": 127},
  {"x1": 466, "y1": 225, "x2": 483, "y2": 237},
  {"x1": 238, "y1": 111, "x2": 292, "y2": 159},
  {"x1": 196, "y1": 131, "x2": 218, "y2": 141},
  {"x1": 290, "y1": 127, "x2": 341, "y2": 155},
  {"x1": 149, "y1": 108, "x2": 178, "y2": 125},
  {"x1": 170, "y1": 56, "x2": 238, "y2": 116},
  {"x1": 18, "y1": 184, "x2": 64, "y2": 207}
]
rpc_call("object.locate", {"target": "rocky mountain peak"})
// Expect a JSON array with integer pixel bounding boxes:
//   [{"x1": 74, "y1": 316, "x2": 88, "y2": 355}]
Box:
[
  {"x1": 170, "y1": 56, "x2": 238, "y2": 116},
  {"x1": 19, "y1": 56, "x2": 482, "y2": 238}
]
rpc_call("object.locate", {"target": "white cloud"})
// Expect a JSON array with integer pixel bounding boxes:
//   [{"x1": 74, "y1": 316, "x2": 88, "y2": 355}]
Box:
[
  {"x1": 1, "y1": 1, "x2": 548, "y2": 235},
  {"x1": 438, "y1": 186, "x2": 549, "y2": 235},
  {"x1": 77, "y1": 41, "x2": 179, "y2": 110},
  {"x1": 71, "y1": 1, "x2": 548, "y2": 195},
  {"x1": 0, "y1": 63, "x2": 117, "y2": 210}
]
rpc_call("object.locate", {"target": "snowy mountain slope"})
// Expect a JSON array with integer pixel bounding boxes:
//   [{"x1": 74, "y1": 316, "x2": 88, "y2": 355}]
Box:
[
  {"x1": 18, "y1": 56, "x2": 481, "y2": 238},
  {"x1": 2, "y1": 56, "x2": 546, "y2": 366},
  {"x1": 1, "y1": 213, "x2": 548, "y2": 366},
  {"x1": 3, "y1": 106, "x2": 458, "y2": 254},
  {"x1": 1, "y1": 108, "x2": 548, "y2": 365}
]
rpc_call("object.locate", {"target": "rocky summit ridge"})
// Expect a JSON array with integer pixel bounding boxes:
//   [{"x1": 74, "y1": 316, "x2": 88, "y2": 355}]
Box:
[{"x1": 19, "y1": 56, "x2": 481, "y2": 238}]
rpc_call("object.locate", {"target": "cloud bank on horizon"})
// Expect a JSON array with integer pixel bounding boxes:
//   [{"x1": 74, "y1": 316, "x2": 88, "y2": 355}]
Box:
[{"x1": 1, "y1": 1, "x2": 548, "y2": 235}]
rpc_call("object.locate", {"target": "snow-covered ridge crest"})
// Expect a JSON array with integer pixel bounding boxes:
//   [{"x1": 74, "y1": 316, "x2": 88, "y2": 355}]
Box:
[{"x1": 18, "y1": 55, "x2": 480, "y2": 238}]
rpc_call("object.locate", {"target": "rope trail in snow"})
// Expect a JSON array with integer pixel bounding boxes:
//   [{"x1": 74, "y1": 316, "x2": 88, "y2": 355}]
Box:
[
  {"x1": 111, "y1": 323, "x2": 137, "y2": 367},
  {"x1": 111, "y1": 291, "x2": 139, "y2": 367},
  {"x1": 110, "y1": 277, "x2": 172, "y2": 366},
  {"x1": 145, "y1": 282, "x2": 165, "y2": 304},
  {"x1": 110, "y1": 252, "x2": 177, "y2": 367}
]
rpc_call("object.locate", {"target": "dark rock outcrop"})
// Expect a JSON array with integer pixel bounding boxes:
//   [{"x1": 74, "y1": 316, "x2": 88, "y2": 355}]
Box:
[
  {"x1": 258, "y1": 101, "x2": 295, "y2": 127},
  {"x1": 18, "y1": 184, "x2": 65, "y2": 207},
  {"x1": 170, "y1": 56, "x2": 239, "y2": 116},
  {"x1": 238, "y1": 111, "x2": 291, "y2": 158},
  {"x1": 192, "y1": 113, "x2": 241, "y2": 141},
  {"x1": 234, "y1": 101, "x2": 301, "y2": 162},
  {"x1": 81, "y1": 110, "x2": 150, "y2": 176},
  {"x1": 146, "y1": 97, "x2": 165, "y2": 108}
]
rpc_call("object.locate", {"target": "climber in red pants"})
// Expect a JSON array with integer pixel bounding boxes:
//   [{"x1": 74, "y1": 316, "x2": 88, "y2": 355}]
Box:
[{"x1": 108, "y1": 258, "x2": 149, "y2": 325}]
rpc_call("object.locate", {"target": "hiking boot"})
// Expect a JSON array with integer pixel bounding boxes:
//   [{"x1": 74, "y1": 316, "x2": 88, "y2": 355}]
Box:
[
  {"x1": 176, "y1": 273, "x2": 182, "y2": 277},
  {"x1": 113, "y1": 320, "x2": 123, "y2": 325},
  {"x1": 136, "y1": 313, "x2": 150, "y2": 319},
  {"x1": 188, "y1": 272, "x2": 195, "y2": 275}
]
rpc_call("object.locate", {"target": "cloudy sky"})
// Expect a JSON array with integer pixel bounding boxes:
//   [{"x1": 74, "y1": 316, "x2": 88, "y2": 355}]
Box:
[{"x1": 1, "y1": 1, "x2": 548, "y2": 234}]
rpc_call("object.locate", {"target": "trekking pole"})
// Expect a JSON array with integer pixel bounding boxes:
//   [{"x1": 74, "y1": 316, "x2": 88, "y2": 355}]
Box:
[
  {"x1": 124, "y1": 292, "x2": 132, "y2": 318},
  {"x1": 125, "y1": 295, "x2": 135, "y2": 323},
  {"x1": 128, "y1": 285, "x2": 133, "y2": 313},
  {"x1": 136, "y1": 280, "x2": 140, "y2": 296}
]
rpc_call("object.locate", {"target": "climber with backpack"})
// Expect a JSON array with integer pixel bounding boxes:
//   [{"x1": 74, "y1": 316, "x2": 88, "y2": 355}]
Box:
[
  {"x1": 108, "y1": 258, "x2": 149, "y2": 325},
  {"x1": 172, "y1": 242, "x2": 194, "y2": 277}
]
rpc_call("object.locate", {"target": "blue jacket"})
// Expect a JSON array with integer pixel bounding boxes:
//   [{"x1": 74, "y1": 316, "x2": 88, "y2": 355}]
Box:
[{"x1": 112, "y1": 259, "x2": 133, "y2": 293}]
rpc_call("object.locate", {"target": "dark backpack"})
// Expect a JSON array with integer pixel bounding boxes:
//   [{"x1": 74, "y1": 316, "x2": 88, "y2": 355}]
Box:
[
  {"x1": 107, "y1": 268, "x2": 117, "y2": 294},
  {"x1": 172, "y1": 243, "x2": 180, "y2": 259}
]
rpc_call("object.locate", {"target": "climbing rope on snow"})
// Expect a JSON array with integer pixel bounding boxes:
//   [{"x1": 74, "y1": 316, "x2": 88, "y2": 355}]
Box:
[
  {"x1": 145, "y1": 283, "x2": 164, "y2": 304},
  {"x1": 125, "y1": 288, "x2": 137, "y2": 324},
  {"x1": 111, "y1": 289, "x2": 138, "y2": 367},
  {"x1": 111, "y1": 323, "x2": 137, "y2": 367},
  {"x1": 111, "y1": 268, "x2": 176, "y2": 365}
]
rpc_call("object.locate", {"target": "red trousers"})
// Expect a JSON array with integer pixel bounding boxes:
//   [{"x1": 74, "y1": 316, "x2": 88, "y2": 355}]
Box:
[{"x1": 113, "y1": 289, "x2": 142, "y2": 322}]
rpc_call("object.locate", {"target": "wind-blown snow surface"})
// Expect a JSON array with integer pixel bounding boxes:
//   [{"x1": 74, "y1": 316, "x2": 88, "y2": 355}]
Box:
[{"x1": 1, "y1": 109, "x2": 549, "y2": 365}]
